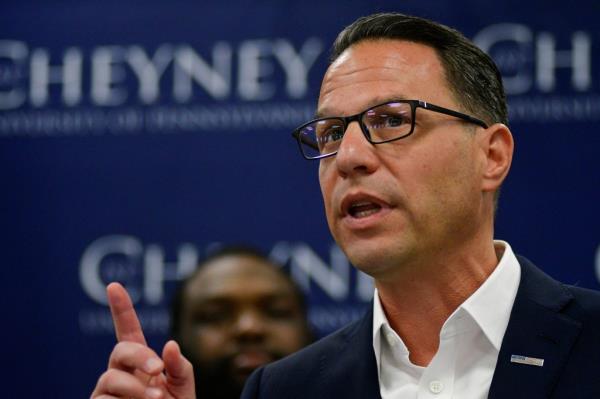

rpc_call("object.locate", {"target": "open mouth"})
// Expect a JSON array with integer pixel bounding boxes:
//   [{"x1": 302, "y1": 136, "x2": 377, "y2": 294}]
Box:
[{"x1": 348, "y1": 201, "x2": 382, "y2": 218}]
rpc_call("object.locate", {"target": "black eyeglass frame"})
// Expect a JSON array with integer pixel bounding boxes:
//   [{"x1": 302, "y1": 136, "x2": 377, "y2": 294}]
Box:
[{"x1": 292, "y1": 99, "x2": 489, "y2": 160}]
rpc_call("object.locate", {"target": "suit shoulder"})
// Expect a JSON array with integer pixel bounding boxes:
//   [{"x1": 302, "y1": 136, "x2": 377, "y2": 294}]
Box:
[
  {"x1": 247, "y1": 315, "x2": 367, "y2": 395},
  {"x1": 517, "y1": 255, "x2": 600, "y2": 322},
  {"x1": 241, "y1": 312, "x2": 377, "y2": 398},
  {"x1": 265, "y1": 316, "x2": 362, "y2": 373},
  {"x1": 564, "y1": 284, "x2": 600, "y2": 318}
]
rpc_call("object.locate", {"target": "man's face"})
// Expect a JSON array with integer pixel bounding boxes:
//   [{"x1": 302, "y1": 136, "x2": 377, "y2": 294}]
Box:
[
  {"x1": 318, "y1": 40, "x2": 488, "y2": 279},
  {"x1": 178, "y1": 255, "x2": 309, "y2": 394}
]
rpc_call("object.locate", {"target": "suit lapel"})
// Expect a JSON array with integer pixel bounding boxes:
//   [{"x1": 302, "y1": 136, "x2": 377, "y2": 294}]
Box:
[
  {"x1": 321, "y1": 308, "x2": 382, "y2": 399},
  {"x1": 488, "y1": 257, "x2": 582, "y2": 399}
]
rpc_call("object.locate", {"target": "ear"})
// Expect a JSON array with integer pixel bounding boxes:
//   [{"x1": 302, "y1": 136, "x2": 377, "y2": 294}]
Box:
[{"x1": 478, "y1": 123, "x2": 514, "y2": 193}]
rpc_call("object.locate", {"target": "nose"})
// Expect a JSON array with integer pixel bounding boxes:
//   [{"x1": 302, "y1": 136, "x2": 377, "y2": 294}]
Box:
[
  {"x1": 335, "y1": 121, "x2": 379, "y2": 177},
  {"x1": 233, "y1": 310, "x2": 266, "y2": 342}
]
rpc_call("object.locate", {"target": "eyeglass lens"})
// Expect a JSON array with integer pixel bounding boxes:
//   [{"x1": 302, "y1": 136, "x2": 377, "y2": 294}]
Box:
[{"x1": 297, "y1": 102, "x2": 414, "y2": 158}]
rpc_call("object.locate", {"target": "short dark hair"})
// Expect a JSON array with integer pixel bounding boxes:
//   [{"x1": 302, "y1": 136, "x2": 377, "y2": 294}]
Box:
[
  {"x1": 169, "y1": 245, "x2": 309, "y2": 341},
  {"x1": 330, "y1": 13, "x2": 508, "y2": 126}
]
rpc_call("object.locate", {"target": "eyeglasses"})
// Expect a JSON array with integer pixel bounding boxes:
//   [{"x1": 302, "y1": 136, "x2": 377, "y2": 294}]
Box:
[{"x1": 292, "y1": 99, "x2": 488, "y2": 160}]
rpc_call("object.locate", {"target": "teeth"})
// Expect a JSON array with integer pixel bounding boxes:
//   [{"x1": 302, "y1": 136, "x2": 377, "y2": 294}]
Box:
[
  {"x1": 348, "y1": 201, "x2": 381, "y2": 218},
  {"x1": 353, "y1": 208, "x2": 379, "y2": 218}
]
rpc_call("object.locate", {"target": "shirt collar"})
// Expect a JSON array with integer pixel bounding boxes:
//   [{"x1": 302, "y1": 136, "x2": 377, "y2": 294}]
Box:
[
  {"x1": 372, "y1": 240, "x2": 521, "y2": 356},
  {"x1": 373, "y1": 286, "x2": 389, "y2": 351},
  {"x1": 459, "y1": 240, "x2": 521, "y2": 350}
]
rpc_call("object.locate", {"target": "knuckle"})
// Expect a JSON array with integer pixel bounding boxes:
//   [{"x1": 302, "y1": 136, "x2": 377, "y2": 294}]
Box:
[
  {"x1": 110, "y1": 342, "x2": 127, "y2": 360},
  {"x1": 111, "y1": 341, "x2": 142, "y2": 362},
  {"x1": 114, "y1": 340, "x2": 136, "y2": 352},
  {"x1": 182, "y1": 356, "x2": 193, "y2": 369},
  {"x1": 97, "y1": 369, "x2": 116, "y2": 389}
]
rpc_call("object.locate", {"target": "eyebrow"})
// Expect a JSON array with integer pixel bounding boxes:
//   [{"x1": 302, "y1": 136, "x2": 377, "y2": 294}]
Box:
[{"x1": 315, "y1": 94, "x2": 411, "y2": 119}]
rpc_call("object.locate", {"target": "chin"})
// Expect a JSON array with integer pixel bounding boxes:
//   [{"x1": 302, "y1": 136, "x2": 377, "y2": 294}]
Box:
[
  {"x1": 342, "y1": 237, "x2": 414, "y2": 279},
  {"x1": 343, "y1": 243, "x2": 388, "y2": 275}
]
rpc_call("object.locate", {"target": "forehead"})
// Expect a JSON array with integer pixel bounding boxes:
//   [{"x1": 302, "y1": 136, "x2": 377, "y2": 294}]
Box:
[
  {"x1": 184, "y1": 255, "x2": 295, "y2": 301},
  {"x1": 318, "y1": 39, "x2": 452, "y2": 116}
]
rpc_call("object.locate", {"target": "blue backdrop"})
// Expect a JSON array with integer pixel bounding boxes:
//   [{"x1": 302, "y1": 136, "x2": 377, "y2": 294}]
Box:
[{"x1": 1, "y1": 1, "x2": 599, "y2": 397}]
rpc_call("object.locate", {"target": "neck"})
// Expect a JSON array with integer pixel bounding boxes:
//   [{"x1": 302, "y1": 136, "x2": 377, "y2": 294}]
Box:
[{"x1": 375, "y1": 239, "x2": 500, "y2": 366}]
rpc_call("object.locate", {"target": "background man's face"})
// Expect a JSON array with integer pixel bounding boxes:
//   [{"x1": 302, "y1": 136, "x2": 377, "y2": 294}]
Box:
[
  {"x1": 318, "y1": 40, "x2": 488, "y2": 278},
  {"x1": 178, "y1": 255, "x2": 309, "y2": 396}
]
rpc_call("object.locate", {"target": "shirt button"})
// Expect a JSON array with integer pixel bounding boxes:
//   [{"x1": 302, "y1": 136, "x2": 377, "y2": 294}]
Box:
[{"x1": 429, "y1": 380, "x2": 444, "y2": 394}]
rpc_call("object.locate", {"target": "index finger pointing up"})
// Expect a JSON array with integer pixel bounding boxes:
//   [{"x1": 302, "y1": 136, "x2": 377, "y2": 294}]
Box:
[{"x1": 107, "y1": 282, "x2": 147, "y2": 345}]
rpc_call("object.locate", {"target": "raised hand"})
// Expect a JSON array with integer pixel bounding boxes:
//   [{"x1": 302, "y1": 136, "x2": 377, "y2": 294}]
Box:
[{"x1": 91, "y1": 282, "x2": 196, "y2": 399}]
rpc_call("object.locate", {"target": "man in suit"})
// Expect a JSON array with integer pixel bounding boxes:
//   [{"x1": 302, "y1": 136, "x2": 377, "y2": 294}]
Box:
[{"x1": 91, "y1": 13, "x2": 600, "y2": 399}]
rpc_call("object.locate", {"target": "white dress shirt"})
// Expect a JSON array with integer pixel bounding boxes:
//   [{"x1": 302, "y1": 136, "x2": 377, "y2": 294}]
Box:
[{"x1": 372, "y1": 241, "x2": 521, "y2": 399}]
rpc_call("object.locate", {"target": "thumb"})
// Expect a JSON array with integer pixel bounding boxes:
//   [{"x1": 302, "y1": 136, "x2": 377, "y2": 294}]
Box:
[{"x1": 163, "y1": 340, "x2": 196, "y2": 399}]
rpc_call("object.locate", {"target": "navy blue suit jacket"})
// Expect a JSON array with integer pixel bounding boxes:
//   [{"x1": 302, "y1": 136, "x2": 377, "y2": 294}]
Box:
[{"x1": 241, "y1": 256, "x2": 600, "y2": 398}]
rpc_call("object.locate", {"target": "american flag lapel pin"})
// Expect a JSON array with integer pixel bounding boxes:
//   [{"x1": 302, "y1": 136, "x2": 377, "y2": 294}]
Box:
[{"x1": 510, "y1": 354, "x2": 544, "y2": 367}]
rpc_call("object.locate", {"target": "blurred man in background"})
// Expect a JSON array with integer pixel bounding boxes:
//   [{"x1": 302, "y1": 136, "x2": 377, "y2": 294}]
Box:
[{"x1": 169, "y1": 246, "x2": 312, "y2": 399}]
